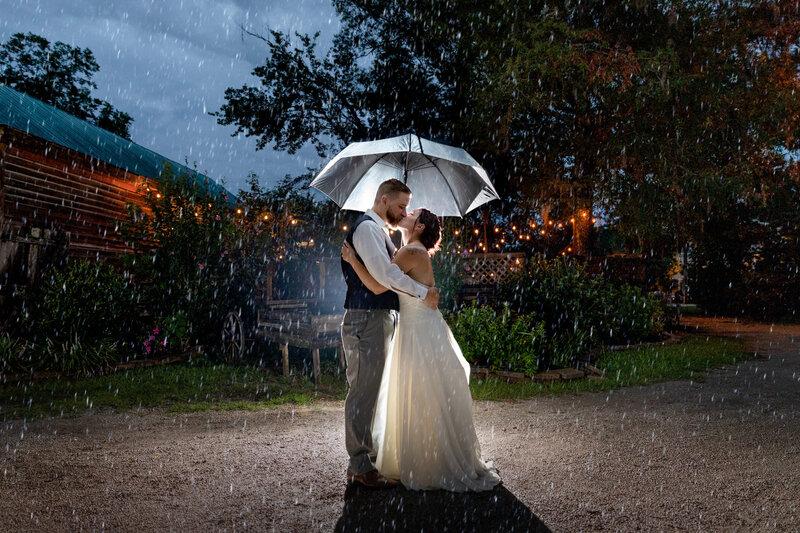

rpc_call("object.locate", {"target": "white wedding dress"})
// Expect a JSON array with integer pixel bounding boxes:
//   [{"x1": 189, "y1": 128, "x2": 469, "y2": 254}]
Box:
[{"x1": 371, "y1": 288, "x2": 501, "y2": 492}]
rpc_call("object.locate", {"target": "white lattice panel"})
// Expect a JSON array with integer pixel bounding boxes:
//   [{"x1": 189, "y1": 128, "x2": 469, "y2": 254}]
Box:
[{"x1": 461, "y1": 253, "x2": 526, "y2": 285}]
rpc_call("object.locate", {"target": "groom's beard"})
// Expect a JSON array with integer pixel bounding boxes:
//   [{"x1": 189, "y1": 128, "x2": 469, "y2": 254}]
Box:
[{"x1": 385, "y1": 211, "x2": 403, "y2": 228}]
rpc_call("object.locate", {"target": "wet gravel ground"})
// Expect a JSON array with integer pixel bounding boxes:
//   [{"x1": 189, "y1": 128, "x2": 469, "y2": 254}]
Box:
[{"x1": 1, "y1": 317, "x2": 798, "y2": 532}]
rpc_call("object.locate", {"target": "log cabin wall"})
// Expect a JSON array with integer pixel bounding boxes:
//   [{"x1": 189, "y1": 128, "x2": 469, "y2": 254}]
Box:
[
  {"x1": 0, "y1": 126, "x2": 155, "y2": 286},
  {"x1": 0, "y1": 86, "x2": 232, "y2": 315}
]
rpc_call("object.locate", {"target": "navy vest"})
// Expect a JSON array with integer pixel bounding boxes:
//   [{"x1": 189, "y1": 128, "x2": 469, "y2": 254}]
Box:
[{"x1": 342, "y1": 214, "x2": 400, "y2": 310}]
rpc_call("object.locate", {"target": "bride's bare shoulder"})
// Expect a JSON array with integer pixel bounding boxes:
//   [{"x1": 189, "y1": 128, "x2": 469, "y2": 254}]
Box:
[
  {"x1": 394, "y1": 244, "x2": 430, "y2": 269},
  {"x1": 397, "y1": 244, "x2": 428, "y2": 256}
]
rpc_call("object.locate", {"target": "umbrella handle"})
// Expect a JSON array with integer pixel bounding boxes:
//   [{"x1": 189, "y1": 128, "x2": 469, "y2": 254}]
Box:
[{"x1": 403, "y1": 133, "x2": 411, "y2": 183}]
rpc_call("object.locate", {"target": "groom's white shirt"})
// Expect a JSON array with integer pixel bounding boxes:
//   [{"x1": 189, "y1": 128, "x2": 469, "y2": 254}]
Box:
[{"x1": 351, "y1": 209, "x2": 430, "y2": 299}]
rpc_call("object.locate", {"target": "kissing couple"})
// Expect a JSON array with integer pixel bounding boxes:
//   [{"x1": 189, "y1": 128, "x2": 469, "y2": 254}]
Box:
[{"x1": 340, "y1": 178, "x2": 501, "y2": 492}]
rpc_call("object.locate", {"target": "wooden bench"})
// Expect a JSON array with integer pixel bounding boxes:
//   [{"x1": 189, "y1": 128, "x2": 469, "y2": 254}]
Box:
[{"x1": 257, "y1": 305, "x2": 344, "y2": 386}]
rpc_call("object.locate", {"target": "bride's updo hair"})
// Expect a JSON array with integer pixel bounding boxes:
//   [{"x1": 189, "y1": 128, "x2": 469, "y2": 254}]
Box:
[{"x1": 416, "y1": 208, "x2": 442, "y2": 255}]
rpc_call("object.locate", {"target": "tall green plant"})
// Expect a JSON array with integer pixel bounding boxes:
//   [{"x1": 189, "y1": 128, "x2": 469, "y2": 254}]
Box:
[
  {"x1": 21, "y1": 259, "x2": 139, "y2": 347},
  {"x1": 447, "y1": 302, "x2": 545, "y2": 375},
  {"x1": 497, "y1": 257, "x2": 665, "y2": 368},
  {"x1": 121, "y1": 165, "x2": 260, "y2": 348}
]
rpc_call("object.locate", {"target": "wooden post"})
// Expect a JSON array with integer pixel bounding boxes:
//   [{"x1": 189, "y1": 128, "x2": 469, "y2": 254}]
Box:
[
  {"x1": 281, "y1": 343, "x2": 289, "y2": 377},
  {"x1": 312, "y1": 348, "x2": 321, "y2": 387}
]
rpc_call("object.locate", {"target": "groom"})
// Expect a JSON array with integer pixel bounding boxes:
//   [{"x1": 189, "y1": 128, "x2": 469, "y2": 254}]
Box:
[{"x1": 340, "y1": 178, "x2": 439, "y2": 488}]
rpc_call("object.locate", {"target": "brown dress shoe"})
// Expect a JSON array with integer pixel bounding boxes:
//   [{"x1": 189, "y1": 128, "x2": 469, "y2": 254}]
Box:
[{"x1": 347, "y1": 470, "x2": 399, "y2": 488}]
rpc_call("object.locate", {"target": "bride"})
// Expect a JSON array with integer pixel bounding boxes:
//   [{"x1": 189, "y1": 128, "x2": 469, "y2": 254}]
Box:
[{"x1": 341, "y1": 208, "x2": 501, "y2": 492}]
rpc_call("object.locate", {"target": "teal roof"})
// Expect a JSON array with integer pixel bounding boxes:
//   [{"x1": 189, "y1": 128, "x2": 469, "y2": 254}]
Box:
[{"x1": 0, "y1": 85, "x2": 235, "y2": 205}]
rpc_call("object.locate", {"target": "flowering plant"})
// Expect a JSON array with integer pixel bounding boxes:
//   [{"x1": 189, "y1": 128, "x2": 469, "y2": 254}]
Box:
[{"x1": 142, "y1": 311, "x2": 188, "y2": 356}]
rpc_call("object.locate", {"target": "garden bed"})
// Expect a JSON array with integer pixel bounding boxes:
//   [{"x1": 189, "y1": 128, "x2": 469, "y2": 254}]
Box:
[{"x1": 469, "y1": 331, "x2": 683, "y2": 384}]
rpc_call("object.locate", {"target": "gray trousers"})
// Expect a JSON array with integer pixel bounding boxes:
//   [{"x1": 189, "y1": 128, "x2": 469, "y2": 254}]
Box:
[{"x1": 341, "y1": 308, "x2": 398, "y2": 475}]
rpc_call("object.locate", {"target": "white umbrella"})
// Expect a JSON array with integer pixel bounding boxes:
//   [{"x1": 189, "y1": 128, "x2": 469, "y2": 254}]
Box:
[{"x1": 309, "y1": 133, "x2": 499, "y2": 217}]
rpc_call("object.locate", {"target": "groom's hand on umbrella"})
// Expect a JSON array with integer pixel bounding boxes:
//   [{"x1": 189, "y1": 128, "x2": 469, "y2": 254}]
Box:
[{"x1": 423, "y1": 287, "x2": 440, "y2": 310}]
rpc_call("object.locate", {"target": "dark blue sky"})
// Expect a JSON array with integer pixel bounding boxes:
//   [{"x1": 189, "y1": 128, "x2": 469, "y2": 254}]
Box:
[{"x1": 1, "y1": 0, "x2": 340, "y2": 193}]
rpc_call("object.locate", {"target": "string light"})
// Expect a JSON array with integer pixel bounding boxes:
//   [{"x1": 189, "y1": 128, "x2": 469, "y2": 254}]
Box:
[
  {"x1": 342, "y1": 225, "x2": 348, "y2": 231},
  {"x1": 592, "y1": 218, "x2": 597, "y2": 223},
  {"x1": 548, "y1": 220, "x2": 554, "y2": 225},
  {"x1": 236, "y1": 209, "x2": 242, "y2": 214},
  {"x1": 473, "y1": 229, "x2": 479, "y2": 235},
  {"x1": 454, "y1": 230, "x2": 459, "y2": 235},
  {"x1": 540, "y1": 230, "x2": 545, "y2": 235},
  {"x1": 290, "y1": 219, "x2": 297, "y2": 225},
  {"x1": 494, "y1": 227, "x2": 500, "y2": 233},
  {"x1": 512, "y1": 225, "x2": 517, "y2": 231},
  {"x1": 156, "y1": 193, "x2": 161, "y2": 198},
  {"x1": 557, "y1": 223, "x2": 563, "y2": 228}
]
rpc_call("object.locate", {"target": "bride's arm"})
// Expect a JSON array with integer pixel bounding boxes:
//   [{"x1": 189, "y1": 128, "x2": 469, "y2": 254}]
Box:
[{"x1": 341, "y1": 242, "x2": 389, "y2": 295}]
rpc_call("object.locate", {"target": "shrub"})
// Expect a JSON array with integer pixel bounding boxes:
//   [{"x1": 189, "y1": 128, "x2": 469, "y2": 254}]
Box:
[
  {"x1": 121, "y1": 166, "x2": 257, "y2": 350},
  {"x1": 121, "y1": 170, "x2": 343, "y2": 355},
  {"x1": 497, "y1": 257, "x2": 665, "y2": 368},
  {"x1": 0, "y1": 334, "x2": 27, "y2": 374},
  {"x1": 447, "y1": 302, "x2": 545, "y2": 375},
  {"x1": 432, "y1": 251, "x2": 464, "y2": 313},
  {"x1": 21, "y1": 259, "x2": 140, "y2": 349},
  {"x1": 35, "y1": 334, "x2": 119, "y2": 374},
  {"x1": 142, "y1": 311, "x2": 189, "y2": 356}
]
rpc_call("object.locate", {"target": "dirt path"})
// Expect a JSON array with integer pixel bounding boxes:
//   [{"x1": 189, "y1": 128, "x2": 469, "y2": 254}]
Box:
[{"x1": 1, "y1": 318, "x2": 798, "y2": 532}]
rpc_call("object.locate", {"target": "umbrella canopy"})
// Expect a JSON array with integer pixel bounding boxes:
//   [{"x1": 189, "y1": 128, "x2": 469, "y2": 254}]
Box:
[{"x1": 309, "y1": 133, "x2": 499, "y2": 217}]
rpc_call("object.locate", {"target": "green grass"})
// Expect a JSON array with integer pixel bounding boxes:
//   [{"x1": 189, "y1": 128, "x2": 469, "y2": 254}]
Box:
[
  {"x1": 1, "y1": 334, "x2": 748, "y2": 419},
  {"x1": 470, "y1": 334, "x2": 747, "y2": 401},
  {"x1": 0, "y1": 361, "x2": 348, "y2": 421}
]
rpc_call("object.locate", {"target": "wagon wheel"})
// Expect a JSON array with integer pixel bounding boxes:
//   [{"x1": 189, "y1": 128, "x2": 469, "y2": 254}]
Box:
[{"x1": 221, "y1": 311, "x2": 245, "y2": 364}]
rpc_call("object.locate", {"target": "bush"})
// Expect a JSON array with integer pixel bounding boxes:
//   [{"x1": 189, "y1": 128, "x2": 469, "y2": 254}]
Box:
[
  {"x1": 7, "y1": 259, "x2": 136, "y2": 374},
  {"x1": 432, "y1": 252, "x2": 464, "y2": 313},
  {"x1": 121, "y1": 170, "x2": 343, "y2": 356},
  {"x1": 121, "y1": 166, "x2": 258, "y2": 351},
  {"x1": 0, "y1": 334, "x2": 27, "y2": 374},
  {"x1": 34, "y1": 335, "x2": 119, "y2": 374},
  {"x1": 496, "y1": 257, "x2": 665, "y2": 369},
  {"x1": 447, "y1": 302, "x2": 545, "y2": 375},
  {"x1": 21, "y1": 259, "x2": 140, "y2": 348}
]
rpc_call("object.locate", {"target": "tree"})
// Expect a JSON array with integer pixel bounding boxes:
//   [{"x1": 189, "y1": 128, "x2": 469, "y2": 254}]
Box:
[
  {"x1": 0, "y1": 32, "x2": 133, "y2": 139},
  {"x1": 217, "y1": 1, "x2": 800, "y2": 313}
]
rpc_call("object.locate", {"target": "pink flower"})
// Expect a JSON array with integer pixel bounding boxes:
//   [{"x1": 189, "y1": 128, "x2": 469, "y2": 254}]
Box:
[
  {"x1": 149, "y1": 335, "x2": 155, "y2": 341},
  {"x1": 198, "y1": 264, "x2": 204, "y2": 270},
  {"x1": 215, "y1": 215, "x2": 221, "y2": 221},
  {"x1": 153, "y1": 327, "x2": 159, "y2": 335},
  {"x1": 465, "y1": 266, "x2": 471, "y2": 272},
  {"x1": 145, "y1": 345, "x2": 151, "y2": 353}
]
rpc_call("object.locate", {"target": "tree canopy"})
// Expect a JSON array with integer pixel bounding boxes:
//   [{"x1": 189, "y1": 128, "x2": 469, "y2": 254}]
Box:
[
  {"x1": 0, "y1": 32, "x2": 133, "y2": 139},
  {"x1": 217, "y1": 0, "x2": 800, "y2": 317}
]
